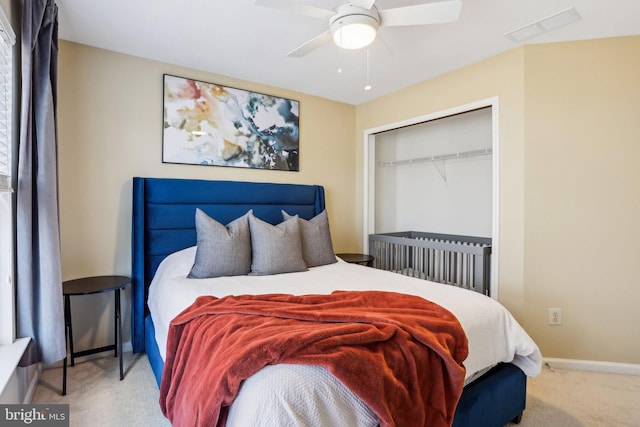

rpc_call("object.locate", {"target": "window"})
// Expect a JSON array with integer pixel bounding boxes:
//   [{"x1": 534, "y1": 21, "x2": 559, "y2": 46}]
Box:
[{"x1": 0, "y1": 5, "x2": 16, "y2": 345}]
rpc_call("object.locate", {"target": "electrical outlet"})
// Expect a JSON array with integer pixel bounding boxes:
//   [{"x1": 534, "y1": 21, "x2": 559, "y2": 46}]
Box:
[{"x1": 548, "y1": 308, "x2": 562, "y2": 326}]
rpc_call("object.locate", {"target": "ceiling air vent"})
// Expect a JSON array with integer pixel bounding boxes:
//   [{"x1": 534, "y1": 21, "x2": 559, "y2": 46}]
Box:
[{"x1": 506, "y1": 7, "x2": 582, "y2": 43}]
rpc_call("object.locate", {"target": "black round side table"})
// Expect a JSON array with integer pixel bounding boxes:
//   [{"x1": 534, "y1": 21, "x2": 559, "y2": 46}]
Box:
[
  {"x1": 62, "y1": 275, "x2": 130, "y2": 395},
  {"x1": 337, "y1": 253, "x2": 374, "y2": 266}
]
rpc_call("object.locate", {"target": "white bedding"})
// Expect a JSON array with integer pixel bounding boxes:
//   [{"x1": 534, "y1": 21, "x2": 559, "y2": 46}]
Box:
[{"x1": 149, "y1": 247, "x2": 542, "y2": 425}]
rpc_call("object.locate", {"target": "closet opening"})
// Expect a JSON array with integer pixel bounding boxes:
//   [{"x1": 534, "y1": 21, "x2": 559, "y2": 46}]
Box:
[{"x1": 363, "y1": 98, "x2": 499, "y2": 297}]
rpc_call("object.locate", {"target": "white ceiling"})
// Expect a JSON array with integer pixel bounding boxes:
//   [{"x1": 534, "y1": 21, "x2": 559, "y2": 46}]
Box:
[{"x1": 56, "y1": 0, "x2": 640, "y2": 105}]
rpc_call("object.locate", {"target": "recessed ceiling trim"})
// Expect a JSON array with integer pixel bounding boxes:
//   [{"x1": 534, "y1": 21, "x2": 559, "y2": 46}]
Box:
[{"x1": 506, "y1": 7, "x2": 582, "y2": 43}]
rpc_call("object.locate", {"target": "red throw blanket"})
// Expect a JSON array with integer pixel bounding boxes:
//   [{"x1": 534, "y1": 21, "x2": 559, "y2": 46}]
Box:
[{"x1": 160, "y1": 290, "x2": 468, "y2": 427}]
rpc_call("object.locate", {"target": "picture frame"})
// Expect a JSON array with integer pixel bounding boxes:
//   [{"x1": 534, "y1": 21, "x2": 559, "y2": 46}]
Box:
[{"x1": 162, "y1": 74, "x2": 299, "y2": 171}]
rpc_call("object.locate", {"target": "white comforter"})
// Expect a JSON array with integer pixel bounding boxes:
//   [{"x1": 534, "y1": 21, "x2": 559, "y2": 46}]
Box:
[{"x1": 149, "y1": 247, "x2": 542, "y2": 426}]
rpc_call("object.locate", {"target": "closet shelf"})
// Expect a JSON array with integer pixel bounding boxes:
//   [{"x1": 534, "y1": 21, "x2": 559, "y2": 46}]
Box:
[{"x1": 378, "y1": 148, "x2": 492, "y2": 167}]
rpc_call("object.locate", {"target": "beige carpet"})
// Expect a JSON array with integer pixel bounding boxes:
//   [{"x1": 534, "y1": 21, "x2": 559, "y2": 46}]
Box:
[
  {"x1": 34, "y1": 353, "x2": 170, "y2": 427},
  {"x1": 33, "y1": 354, "x2": 640, "y2": 427},
  {"x1": 520, "y1": 364, "x2": 640, "y2": 427}
]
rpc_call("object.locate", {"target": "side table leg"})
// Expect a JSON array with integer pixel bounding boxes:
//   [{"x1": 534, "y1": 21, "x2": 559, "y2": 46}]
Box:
[
  {"x1": 62, "y1": 357, "x2": 67, "y2": 396},
  {"x1": 62, "y1": 294, "x2": 70, "y2": 396},
  {"x1": 113, "y1": 290, "x2": 118, "y2": 358},
  {"x1": 116, "y1": 289, "x2": 124, "y2": 380},
  {"x1": 65, "y1": 295, "x2": 75, "y2": 367}
]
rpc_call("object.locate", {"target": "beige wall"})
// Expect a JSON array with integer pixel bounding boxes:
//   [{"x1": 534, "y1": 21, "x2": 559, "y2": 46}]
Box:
[
  {"x1": 522, "y1": 37, "x2": 640, "y2": 362},
  {"x1": 58, "y1": 41, "x2": 356, "y2": 349},
  {"x1": 356, "y1": 36, "x2": 640, "y2": 364}
]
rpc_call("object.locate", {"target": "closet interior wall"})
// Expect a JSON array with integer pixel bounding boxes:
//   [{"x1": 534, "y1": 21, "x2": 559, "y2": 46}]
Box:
[{"x1": 374, "y1": 107, "x2": 493, "y2": 238}]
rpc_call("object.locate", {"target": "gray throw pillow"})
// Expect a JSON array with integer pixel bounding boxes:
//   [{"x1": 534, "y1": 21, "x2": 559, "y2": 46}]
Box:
[
  {"x1": 248, "y1": 212, "x2": 307, "y2": 275},
  {"x1": 282, "y1": 209, "x2": 337, "y2": 267},
  {"x1": 188, "y1": 209, "x2": 252, "y2": 278}
]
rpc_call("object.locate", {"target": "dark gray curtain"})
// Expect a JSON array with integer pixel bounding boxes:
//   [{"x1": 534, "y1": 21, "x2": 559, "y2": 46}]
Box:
[{"x1": 16, "y1": 0, "x2": 65, "y2": 365}]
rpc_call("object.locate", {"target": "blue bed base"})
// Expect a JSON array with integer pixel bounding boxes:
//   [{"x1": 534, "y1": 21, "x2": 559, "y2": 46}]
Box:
[{"x1": 131, "y1": 177, "x2": 526, "y2": 426}]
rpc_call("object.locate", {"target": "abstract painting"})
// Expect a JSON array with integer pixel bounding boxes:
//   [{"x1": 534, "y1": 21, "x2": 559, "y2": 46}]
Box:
[{"x1": 162, "y1": 74, "x2": 299, "y2": 171}]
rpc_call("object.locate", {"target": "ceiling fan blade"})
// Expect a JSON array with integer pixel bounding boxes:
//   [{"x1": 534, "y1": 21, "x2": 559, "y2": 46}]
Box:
[
  {"x1": 379, "y1": 0, "x2": 462, "y2": 27},
  {"x1": 254, "y1": 0, "x2": 334, "y2": 19},
  {"x1": 286, "y1": 30, "x2": 332, "y2": 57},
  {"x1": 349, "y1": 0, "x2": 376, "y2": 10}
]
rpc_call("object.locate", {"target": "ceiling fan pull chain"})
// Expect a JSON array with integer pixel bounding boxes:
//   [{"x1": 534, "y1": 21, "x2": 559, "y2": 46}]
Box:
[{"x1": 364, "y1": 49, "x2": 372, "y2": 91}]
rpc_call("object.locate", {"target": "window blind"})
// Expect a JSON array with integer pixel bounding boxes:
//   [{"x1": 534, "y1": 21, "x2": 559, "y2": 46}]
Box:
[{"x1": 0, "y1": 11, "x2": 15, "y2": 193}]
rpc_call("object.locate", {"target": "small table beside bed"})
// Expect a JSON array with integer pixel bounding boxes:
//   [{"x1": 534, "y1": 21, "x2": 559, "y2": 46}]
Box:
[{"x1": 131, "y1": 177, "x2": 542, "y2": 427}]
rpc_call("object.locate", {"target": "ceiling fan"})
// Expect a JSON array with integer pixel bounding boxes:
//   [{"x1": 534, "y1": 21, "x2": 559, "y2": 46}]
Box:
[{"x1": 255, "y1": 0, "x2": 462, "y2": 57}]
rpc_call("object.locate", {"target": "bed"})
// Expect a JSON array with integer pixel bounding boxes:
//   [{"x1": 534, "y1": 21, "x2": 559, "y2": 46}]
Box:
[{"x1": 131, "y1": 177, "x2": 542, "y2": 427}]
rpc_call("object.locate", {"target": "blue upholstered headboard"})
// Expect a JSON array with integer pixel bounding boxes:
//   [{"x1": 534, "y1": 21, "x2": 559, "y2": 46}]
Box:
[{"x1": 131, "y1": 177, "x2": 326, "y2": 353}]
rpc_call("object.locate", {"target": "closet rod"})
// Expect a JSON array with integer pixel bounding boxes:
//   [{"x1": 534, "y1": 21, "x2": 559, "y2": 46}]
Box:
[{"x1": 379, "y1": 148, "x2": 492, "y2": 167}]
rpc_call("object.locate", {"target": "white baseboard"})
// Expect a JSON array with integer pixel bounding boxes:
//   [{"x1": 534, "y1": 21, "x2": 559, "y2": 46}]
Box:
[
  {"x1": 543, "y1": 357, "x2": 640, "y2": 376},
  {"x1": 22, "y1": 363, "x2": 42, "y2": 404}
]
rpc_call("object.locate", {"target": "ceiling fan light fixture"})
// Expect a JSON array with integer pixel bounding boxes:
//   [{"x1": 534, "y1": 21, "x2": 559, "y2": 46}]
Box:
[{"x1": 331, "y1": 14, "x2": 379, "y2": 50}]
